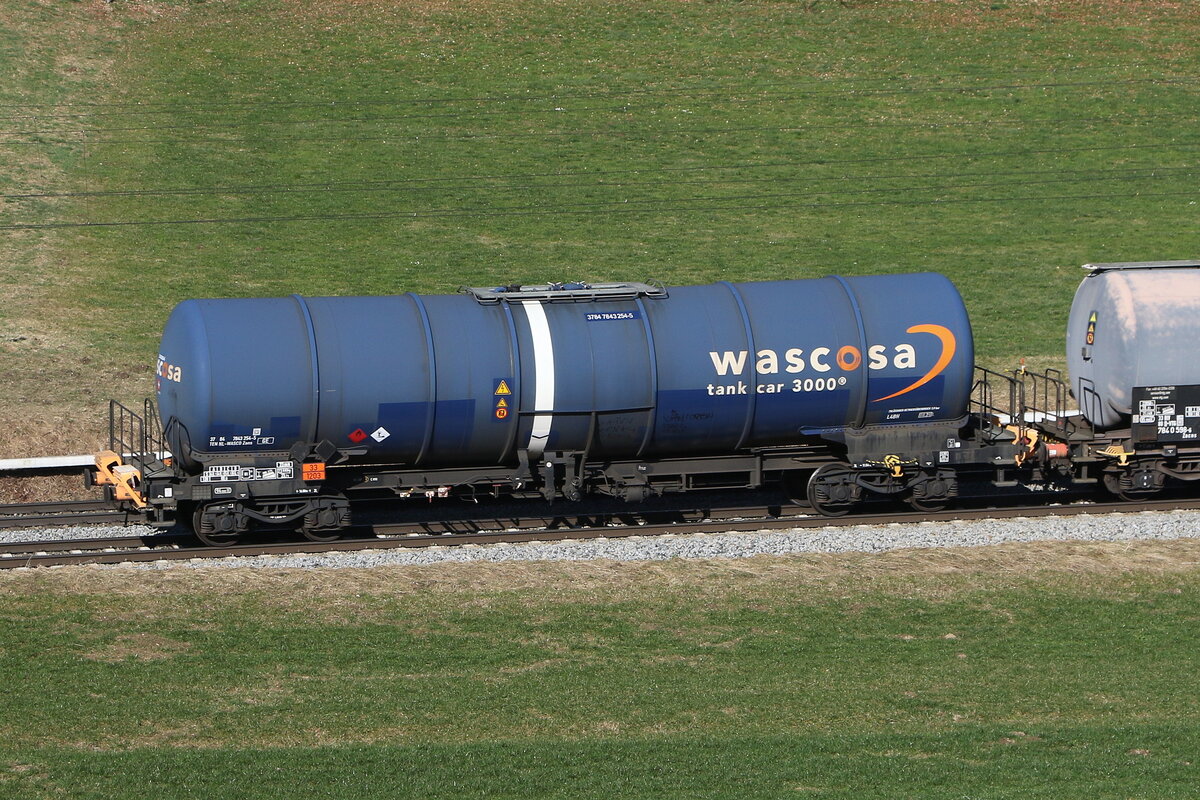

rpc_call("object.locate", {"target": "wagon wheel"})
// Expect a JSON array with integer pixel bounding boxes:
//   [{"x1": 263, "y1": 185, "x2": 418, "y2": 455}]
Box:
[
  {"x1": 806, "y1": 463, "x2": 857, "y2": 517},
  {"x1": 1102, "y1": 470, "x2": 1159, "y2": 503},
  {"x1": 1102, "y1": 471, "x2": 1126, "y2": 499},
  {"x1": 298, "y1": 501, "x2": 349, "y2": 542},
  {"x1": 907, "y1": 494, "x2": 946, "y2": 513},
  {"x1": 781, "y1": 470, "x2": 815, "y2": 507},
  {"x1": 192, "y1": 503, "x2": 241, "y2": 547},
  {"x1": 300, "y1": 526, "x2": 343, "y2": 543},
  {"x1": 908, "y1": 476, "x2": 951, "y2": 513}
]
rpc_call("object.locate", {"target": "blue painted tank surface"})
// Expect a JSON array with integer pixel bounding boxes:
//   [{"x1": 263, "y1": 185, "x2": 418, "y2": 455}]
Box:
[{"x1": 156, "y1": 274, "x2": 974, "y2": 468}]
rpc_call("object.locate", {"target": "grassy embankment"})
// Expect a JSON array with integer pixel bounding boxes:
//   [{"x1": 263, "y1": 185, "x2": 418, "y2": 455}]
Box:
[{"x1": 2, "y1": 540, "x2": 1200, "y2": 798}]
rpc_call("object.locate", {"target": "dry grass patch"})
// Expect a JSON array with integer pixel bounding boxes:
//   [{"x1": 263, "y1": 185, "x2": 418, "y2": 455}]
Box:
[
  {"x1": 899, "y1": 0, "x2": 1196, "y2": 31},
  {"x1": 0, "y1": 473, "x2": 98, "y2": 503},
  {"x1": 82, "y1": 632, "x2": 191, "y2": 663},
  {"x1": 277, "y1": 0, "x2": 553, "y2": 27},
  {"x1": 102, "y1": 723, "x2": 416, "y2": 752},
  {"x1": 2, "y1": 536, "x2": 1199, "y2": 607},
  {"x1": 0, "y1": 408, "x2": 117, "y2": 459}
]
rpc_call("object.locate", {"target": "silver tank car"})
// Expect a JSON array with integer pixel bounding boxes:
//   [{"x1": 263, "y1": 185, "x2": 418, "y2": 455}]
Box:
[{"x1": 1067, "y1": 261, "x2": 1200, "y2": 429}]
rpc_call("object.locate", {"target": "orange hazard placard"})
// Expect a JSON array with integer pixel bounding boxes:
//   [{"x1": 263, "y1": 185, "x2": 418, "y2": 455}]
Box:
[{"x1": 302, "y1": 462, "x2": 327, "y2": 482}]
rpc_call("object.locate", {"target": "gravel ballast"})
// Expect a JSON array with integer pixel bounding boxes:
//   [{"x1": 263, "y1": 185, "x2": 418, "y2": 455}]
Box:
[
  {"x1": 4, "y1": 510, "x2": 1198, "y2": 570},
  {"x1": 0, "y1": 524, "x2": 159, "y2": 543}
]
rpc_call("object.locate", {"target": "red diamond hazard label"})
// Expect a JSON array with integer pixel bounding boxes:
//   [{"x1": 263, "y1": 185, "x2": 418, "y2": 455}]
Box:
[{"x1": 348, "y1": 428, "x2": 368, "y2": 443}]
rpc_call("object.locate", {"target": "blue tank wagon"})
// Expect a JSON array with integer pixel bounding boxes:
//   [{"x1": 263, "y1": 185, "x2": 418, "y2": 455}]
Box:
[{"x1": 109, "y1": 275, "x2": 1025, "y2": 543}]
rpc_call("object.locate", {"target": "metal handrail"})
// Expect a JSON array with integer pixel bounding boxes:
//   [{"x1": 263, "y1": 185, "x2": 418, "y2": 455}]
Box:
[
  {"x1": 970, "y1": 365, "x2": 1019, "y2": 419},
  {"x1": 108, "y1": 399, "x2": 167, "y2": 472},
  {"x1": 1018, "y1": 368, "x2": 1079, "y2": 438}
]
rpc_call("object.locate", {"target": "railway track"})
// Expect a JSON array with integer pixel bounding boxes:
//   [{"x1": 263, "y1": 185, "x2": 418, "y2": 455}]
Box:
[
  {"x1": 4, "y1": 493, "x2": 1200, "y2": 569},
  {"x1": 0, "y1": 500, "x2": 135, "y2": 530}
]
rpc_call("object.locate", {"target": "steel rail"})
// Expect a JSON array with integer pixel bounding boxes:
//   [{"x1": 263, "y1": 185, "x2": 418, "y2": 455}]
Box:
[
  {"x1": 4, "y1": 493, "x2": 1200, "y2": 569},
  {"x1": 0, "y1": 500, "x2": 134, "y2": 530},
  {"x1": 0, "y1": 500, "x2": 112, "y2": 514},
  {"x1": 0, "y1": 533, "x2": 192, "y2": 555}
]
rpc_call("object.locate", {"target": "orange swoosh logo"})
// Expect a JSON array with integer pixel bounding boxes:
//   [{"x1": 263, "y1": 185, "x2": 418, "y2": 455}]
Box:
[{"x1": 872, "y1": 324, "x2": 956, "y2": 402}]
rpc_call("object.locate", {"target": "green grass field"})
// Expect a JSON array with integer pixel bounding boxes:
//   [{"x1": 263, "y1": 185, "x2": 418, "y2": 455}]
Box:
[
  {"x1": 3, "y1": 2, "x2": 1200, "y2": 796},
  {"x1": 2, "y1": 541, "x2": 1199, "y2": 798}
]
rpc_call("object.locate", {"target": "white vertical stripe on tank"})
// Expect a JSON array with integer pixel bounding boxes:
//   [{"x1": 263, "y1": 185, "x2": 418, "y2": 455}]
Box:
[{"x1": 522, "y1": 301, "x2": 555, "y2": 458}]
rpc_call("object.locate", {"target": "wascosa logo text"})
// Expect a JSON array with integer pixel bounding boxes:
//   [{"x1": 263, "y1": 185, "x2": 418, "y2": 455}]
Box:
[
  {"x1": 707, "y1": 324, "x2": 955, "y2": 403},
  {"x1": 156, "y1": 354, "x2": 183, "y2": 384}
]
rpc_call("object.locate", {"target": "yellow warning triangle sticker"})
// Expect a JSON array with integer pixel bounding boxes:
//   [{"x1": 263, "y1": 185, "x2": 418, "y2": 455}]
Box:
[
  {"x1": 495, "y1": 380, "x2": 512, "y2": 395},
  {"x1": 496, "y1": 398, "x2": 508, "y2": 408}
]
